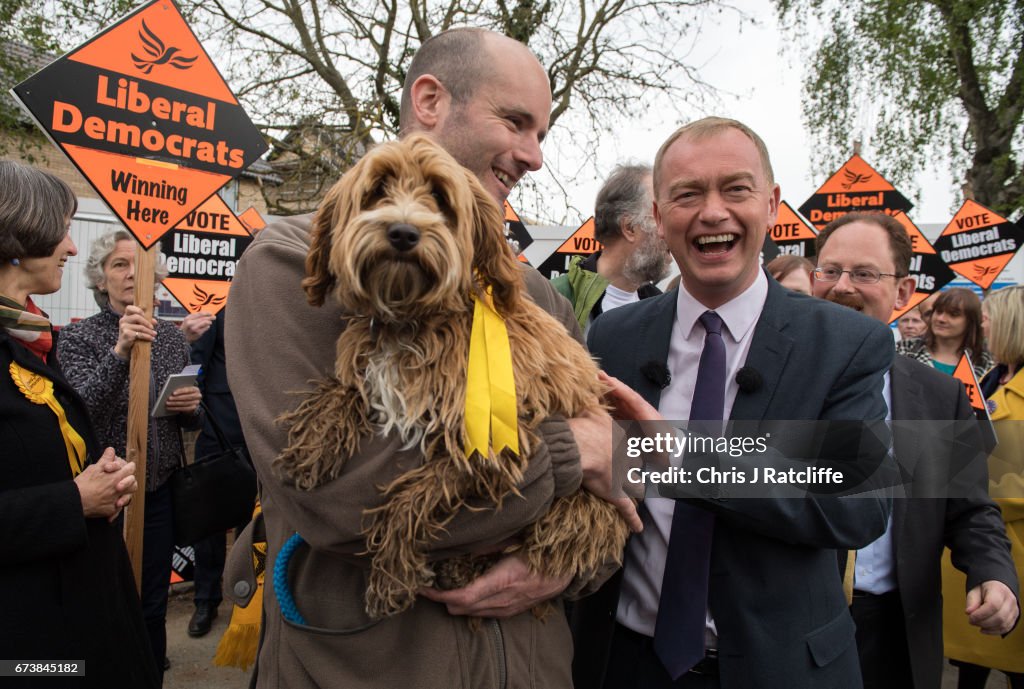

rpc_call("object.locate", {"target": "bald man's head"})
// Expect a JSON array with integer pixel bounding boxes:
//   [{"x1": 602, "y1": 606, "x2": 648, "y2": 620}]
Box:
[{"x1": 399, "y1": 28, "x2": 498, "y2": 132}]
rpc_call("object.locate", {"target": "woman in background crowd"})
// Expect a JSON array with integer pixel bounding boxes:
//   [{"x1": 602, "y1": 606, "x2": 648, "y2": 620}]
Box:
[
  {"x1": 0, "y1": 160, "x2": 158, "y2": 688},
  {"x1": 767, "y1": 254, "x2": 814, "y2": 295},
  {"x1": 58, "y1": 229, "x2": 201, "y2": 685},
  {"x1": 896, "y1": 306, "x2": 927, "y2": 341},
  {"x1": 896, "y1": 287, "x2": 992, "y2": 379},
  {"x1": 942, "y1": 285, "x2": 1024, "y2": 688}
]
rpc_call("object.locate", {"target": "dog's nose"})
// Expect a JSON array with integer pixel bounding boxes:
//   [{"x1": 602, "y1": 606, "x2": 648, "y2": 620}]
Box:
[{"x1": 387, "y1": 223, "x2": 420, "y2": 252}]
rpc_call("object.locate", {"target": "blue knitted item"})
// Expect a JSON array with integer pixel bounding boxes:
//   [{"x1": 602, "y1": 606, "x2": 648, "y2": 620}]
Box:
[{"x1": 274, "y1": 533, "x2": 308, "y2": 625}]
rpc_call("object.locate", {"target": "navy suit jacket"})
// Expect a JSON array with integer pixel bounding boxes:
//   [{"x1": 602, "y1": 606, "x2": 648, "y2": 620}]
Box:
[
  {"x1": 572, "y1": 276, "x2": 897, "y2": 689},
  {"x1": 883, "y1": 355, "x2": 1017, "y2": 689}
]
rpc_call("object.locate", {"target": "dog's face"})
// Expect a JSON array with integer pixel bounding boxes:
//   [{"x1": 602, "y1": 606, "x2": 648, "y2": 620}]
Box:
[{"x1": 304, "y1": 135, "x2": 519, "y2": 322}]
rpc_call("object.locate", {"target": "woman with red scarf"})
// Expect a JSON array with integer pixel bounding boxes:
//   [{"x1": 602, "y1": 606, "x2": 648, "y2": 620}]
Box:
[{"x1": 0, "y1": 160, "x2": 158, "y2": 688}]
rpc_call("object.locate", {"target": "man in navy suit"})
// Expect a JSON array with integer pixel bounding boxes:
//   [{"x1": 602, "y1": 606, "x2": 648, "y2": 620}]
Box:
[{"x1": 571, "y1": 117, "x2": 896, "y2": 689}]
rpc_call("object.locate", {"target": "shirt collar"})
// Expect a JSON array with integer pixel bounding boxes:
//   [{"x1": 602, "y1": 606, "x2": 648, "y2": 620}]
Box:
[{"x1": 674, "y1": 269, "x2": 769, "y2": 344}]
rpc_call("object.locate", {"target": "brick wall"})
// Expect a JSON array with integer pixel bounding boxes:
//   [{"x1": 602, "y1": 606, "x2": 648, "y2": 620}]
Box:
[
  {"x1": 0, "y1": 129, "x2": 97, "y2": 199},
  {"x1": 236, "y1": 177, "x2": 268, "y2": 215}
]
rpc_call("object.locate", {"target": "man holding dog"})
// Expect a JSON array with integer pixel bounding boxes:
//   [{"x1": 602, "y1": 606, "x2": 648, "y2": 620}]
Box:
[
  {"x1": 224, "y1": 27, "x2": 635, "y2": 689},
  {"x1": 571, "y1": 117, "x2": 897, "y2": 688}
]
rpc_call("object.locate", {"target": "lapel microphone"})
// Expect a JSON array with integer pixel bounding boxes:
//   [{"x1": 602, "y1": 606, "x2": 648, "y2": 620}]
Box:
[
  {"x1": 736, "y1": 366, "x2": 763, "y2": 394},
  {"x1": 641, "y1": 361, "x2": 672, "y2": 389},
  {"x1": 641, "y1": 362, "x2": 760, "y2": 392}
]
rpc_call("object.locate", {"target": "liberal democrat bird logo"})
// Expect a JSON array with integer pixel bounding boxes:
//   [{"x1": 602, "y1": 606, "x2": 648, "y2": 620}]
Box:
[
  {"x1": 973, "y1": 264, "x2": 999, "y2": 280},
  {"x1": 188, "y1": 285, "x2": 226, "y2": 310},
  {"x1": 131, "y1": 20, "x2": 197, "y2": 75},
  {"x1": 841, "y1": 167, "x2": 873, "y2": 190}
]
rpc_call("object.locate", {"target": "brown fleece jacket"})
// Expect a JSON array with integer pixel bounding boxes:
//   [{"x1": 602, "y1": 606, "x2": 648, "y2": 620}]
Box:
[{"x1": 224, "y1": 213, "x2": 607, "y2": 689}]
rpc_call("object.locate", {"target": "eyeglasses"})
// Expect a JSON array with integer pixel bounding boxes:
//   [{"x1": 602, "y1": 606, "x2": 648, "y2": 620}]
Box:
[{"x1": 812, "y1": 266, "x2": 904, "y2": 285}]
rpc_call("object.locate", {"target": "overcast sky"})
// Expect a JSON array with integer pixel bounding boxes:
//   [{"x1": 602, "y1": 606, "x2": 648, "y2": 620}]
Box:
[{"x1": 543, "y1": 2, "x2": 960, "y2": 231}]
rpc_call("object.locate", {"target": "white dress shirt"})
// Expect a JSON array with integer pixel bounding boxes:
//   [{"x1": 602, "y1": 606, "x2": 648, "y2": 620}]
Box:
[
  {"x1": 853, "y1": 372, "x2": 898, "y2": 594},
  {"x1": 617, "y1": 270, "x2": 769, "y2": 637}
]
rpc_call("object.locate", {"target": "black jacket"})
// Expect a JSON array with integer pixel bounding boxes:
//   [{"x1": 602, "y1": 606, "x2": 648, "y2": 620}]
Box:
[
  {"x1": 0, "y1": 328, "x2": 158, "y2": 688},
  {"x1": 190, "y1": 309, "x2": 246, "y2": 457}
]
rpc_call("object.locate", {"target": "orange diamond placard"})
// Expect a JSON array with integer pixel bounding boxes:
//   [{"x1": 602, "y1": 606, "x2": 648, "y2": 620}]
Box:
[
  {"x1": 502, "y1": 201, "x2": 534, "y2": 257},
  {"x1": 11, "y1": 0, "x2": 267, "y2": 248},
  {"x1": 537, "y1": 217, "x2": 601, "y2": 278},
  {"x1": 888, "y1": 212, "x2": 955, "y2": 323},
  {"x1": 161, "y1": 193, "x2": 253, "y2": 315},
  {"x1": 768, "y1": 201, "x2": 818, "y2": 258},
  {"x1": 798, "y1": 154, "x2": 913, "y2": 230},
  {"x1": 931, "y1": 200, "x2": 1024, "y2": 289},
  {"x1": 952, "y1": 353, "x2": 985, "y2": 413},
  {"x1": 238, "y1": 207, "x2": 267, "y2": 234}
]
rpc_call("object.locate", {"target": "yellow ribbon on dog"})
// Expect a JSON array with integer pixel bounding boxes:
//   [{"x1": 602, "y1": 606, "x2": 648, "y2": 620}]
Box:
[
  {"x1": 10, "y1": 361, "x2": 87, "y2": 476},
  {"x1": 464, "y1": 288, "x2": 519, "y2": 458}
]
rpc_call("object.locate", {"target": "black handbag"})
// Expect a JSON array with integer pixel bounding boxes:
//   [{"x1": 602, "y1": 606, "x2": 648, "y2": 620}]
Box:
[{"x1": 170, "y1": 401, "x2": 258, "y2": 545}]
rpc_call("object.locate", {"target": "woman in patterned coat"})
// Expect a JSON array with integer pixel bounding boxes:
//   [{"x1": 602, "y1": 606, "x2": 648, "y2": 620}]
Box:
[{"x1": 58, "y1": 229, "x2": 201, "y2": 684}]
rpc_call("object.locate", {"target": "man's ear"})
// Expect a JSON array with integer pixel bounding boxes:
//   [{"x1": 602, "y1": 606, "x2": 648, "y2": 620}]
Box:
[
  {"x1": 654, "y1": 200, "x2": 666, "y2": 241},
  {"x1": 408, "y1": 75, "x2": 450, "y2": 131},
  {"x1": 766, "y1": 183, "x2": 781, "y2": 227},
  {"x1": 894, "y1": 276, "x2": 917, "y2": 311},
  {"x1": 620, "y1": 218, "x2": 638, "y2": 244}
]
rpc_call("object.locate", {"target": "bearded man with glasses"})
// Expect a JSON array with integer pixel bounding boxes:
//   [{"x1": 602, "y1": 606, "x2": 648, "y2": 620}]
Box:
[{"x1": 812, "y1": 210, "x2": 1018, "y2": 689}]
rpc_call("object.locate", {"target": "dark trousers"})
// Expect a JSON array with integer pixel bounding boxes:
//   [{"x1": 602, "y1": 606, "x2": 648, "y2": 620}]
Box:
[
  {"x1": 191, "y1": 531, "x2": 225, "y2": 606},
  {"x1": 850, "y1": 590, "x2": 913, "y2": 689},
  {"x1": 603, "y1": 623, "x2": 719, "y2": 689},
  {"x1": 141, "y1": 483, "x2": 175, "y2": 686},
  {"x1": 952, "y1": 660, "x2": 1024, "y2": 689},
  {"x1": 189, "y1": 436, "x2": 239, "y2": 608}
]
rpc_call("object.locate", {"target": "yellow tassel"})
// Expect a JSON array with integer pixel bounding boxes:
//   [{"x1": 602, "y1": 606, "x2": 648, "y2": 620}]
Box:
[
  {"x1": 464, "y1": 288, "x2": 519, "y2": 458},
  {"x1": 214, "y1": 503, "x2": 264, "y2": 670},
  {"x1": 212, "y1": 609, "x2": 260, "y2": 670}
]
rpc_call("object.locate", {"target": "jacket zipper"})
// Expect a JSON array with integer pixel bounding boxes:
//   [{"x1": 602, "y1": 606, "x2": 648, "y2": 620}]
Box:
[{"x1": 488, "y1": 619, "x2": 507, "y2": 689}]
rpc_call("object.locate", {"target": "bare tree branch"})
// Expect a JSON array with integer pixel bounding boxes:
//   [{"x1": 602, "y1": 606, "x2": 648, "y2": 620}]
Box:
[{"x1": 12, "y1": 0, "x2": 743, "y2": 216}]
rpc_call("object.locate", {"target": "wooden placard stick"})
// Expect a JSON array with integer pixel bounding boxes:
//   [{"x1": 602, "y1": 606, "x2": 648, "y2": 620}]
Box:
[{"x1": 124, "y1": 243, "x2": 158, "y2": 590}]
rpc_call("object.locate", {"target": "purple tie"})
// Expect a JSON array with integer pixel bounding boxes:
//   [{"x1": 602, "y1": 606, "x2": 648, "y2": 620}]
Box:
[{"x1": 653, "y1": 311, "x2": 723, "y2": 679}]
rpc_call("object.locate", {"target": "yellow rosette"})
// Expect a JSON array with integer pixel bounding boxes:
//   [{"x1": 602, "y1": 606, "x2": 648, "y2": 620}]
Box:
[{"x1": 10, "y1": 361, "x2": 87, "y2": 476}]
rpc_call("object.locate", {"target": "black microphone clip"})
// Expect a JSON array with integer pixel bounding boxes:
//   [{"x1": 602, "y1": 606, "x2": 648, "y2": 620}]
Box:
[
  {"x1": 735, "y1": 366, "x2": 763, "y2": 394},
  {"x1": 641, "y1": 361, "x2": 671, "y2": 389}
]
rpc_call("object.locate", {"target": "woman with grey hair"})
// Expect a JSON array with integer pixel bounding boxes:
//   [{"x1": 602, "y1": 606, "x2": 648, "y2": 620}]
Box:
[
  {"x1": 83, "y1": 229, "x2": 170, "y2": 307},
  {"x1": 58, "y1": 229, "x2": 201, "y2": 683},
  {"x1": 0, "y1": 160, "x2": 158, "y2": 687}
]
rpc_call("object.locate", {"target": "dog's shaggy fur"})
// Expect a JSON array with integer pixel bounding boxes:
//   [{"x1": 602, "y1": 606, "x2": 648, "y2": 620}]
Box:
[{"x1": 277, "y1": 134, "x2": 629, "y2": 619}]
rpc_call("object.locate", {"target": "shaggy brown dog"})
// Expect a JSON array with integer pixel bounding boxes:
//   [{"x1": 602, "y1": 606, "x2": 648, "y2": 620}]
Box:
[{"x1": 277, "y1": 134, "x2": 629, "y2": 619}]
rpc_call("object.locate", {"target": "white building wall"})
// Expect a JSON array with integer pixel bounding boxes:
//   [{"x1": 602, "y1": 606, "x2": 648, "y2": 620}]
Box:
[
  {"x1": 36, "y1": 198, "x2": 120, "y2": 326},
  {"x1": 39, "y1": 198, "x2": 191, "y2": 326}
]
